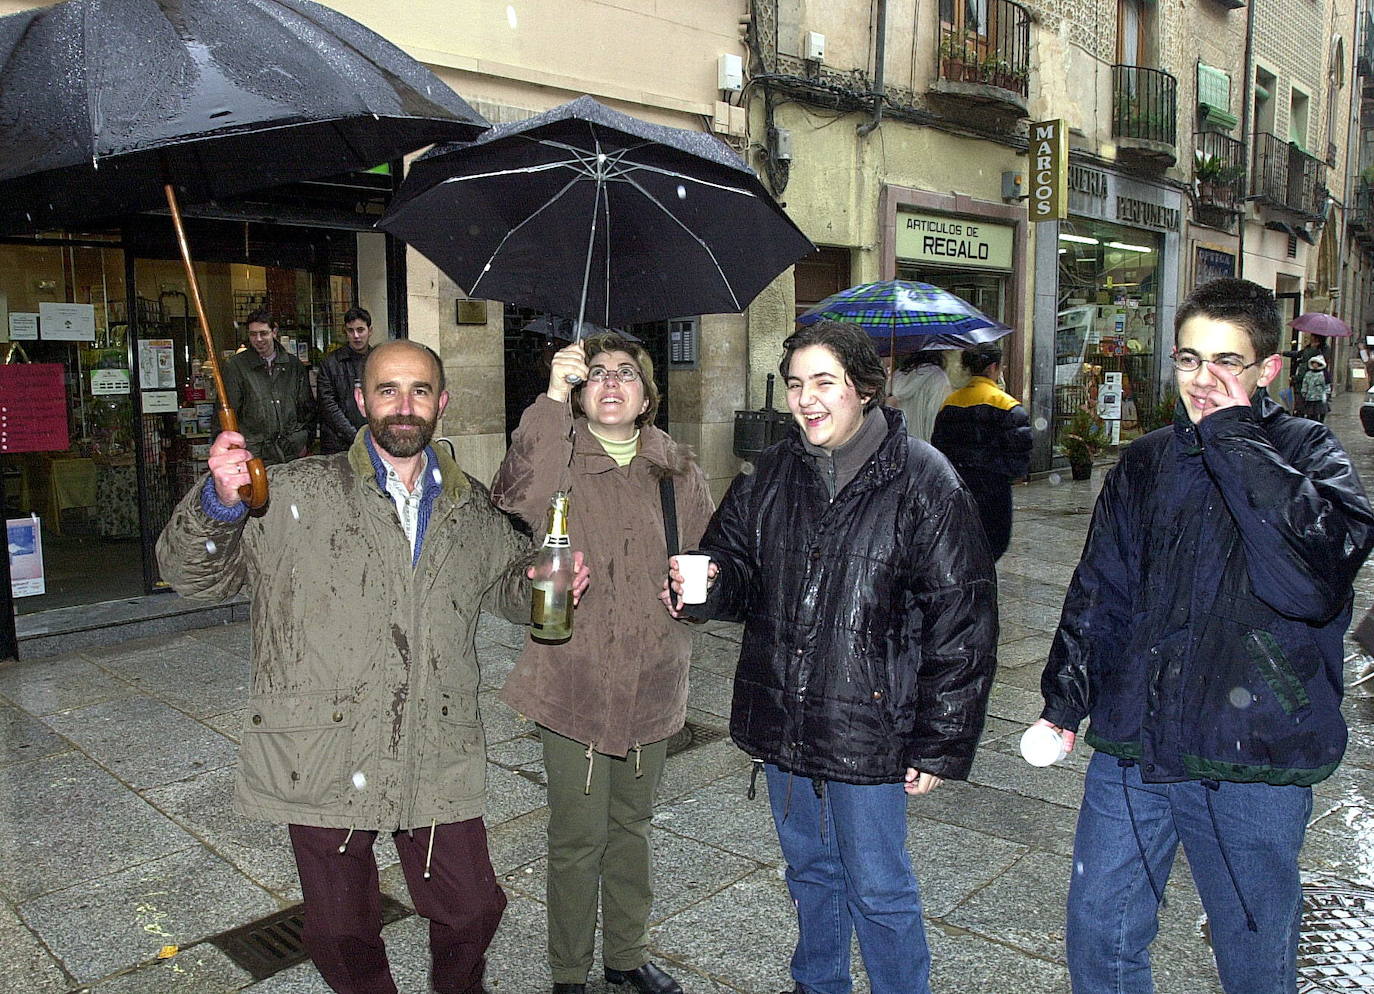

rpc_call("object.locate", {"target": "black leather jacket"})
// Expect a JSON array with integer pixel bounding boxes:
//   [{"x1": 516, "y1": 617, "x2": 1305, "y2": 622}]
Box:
[
  {"x1": 695, "y1": 407, "x2": 999, "y2": 783},
  {"x1": 317, "y1": 346, "x2": 370, "y2": 454}
]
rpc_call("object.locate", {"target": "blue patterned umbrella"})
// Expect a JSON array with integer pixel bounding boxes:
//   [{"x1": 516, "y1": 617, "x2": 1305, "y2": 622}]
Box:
[{"x1": 796, "y1": 280, "x2": 1013, "y2": 355}]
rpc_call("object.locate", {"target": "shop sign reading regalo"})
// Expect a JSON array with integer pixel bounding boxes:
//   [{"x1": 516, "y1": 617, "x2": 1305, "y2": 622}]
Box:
[
  {"x1": 896, "y1": 211, "x2": 1013, "y2": 271},
  {"x1": 1029, "y1": 119, "x2": 1068, "y2": 221}
]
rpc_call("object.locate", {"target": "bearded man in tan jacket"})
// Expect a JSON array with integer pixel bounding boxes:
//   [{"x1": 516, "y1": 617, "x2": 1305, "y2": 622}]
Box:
[{"x1": 158, "y1": 340, "x2": 588, "y2": 994}]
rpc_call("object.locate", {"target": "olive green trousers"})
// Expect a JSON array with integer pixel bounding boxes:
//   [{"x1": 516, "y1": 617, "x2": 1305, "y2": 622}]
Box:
[{"x1": 538, "y1": 725, "x2": 669, "y2": 983}]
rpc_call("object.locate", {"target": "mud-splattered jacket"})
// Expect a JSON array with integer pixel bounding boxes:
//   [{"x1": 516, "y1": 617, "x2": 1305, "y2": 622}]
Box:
[{"x1": 156, "y1": 430, "x2": 532, "y2": 830}]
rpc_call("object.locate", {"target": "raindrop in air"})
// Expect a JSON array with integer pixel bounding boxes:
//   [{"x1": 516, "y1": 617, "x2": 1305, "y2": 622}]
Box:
[
  {"x1": 1048, "y1": 473, "x2": 1062, "y2": 486},
  {"x1": 431, "y1": 468, "x2": 443, "y2": 485},
  {"x1": 676, "y1": 184, "x2": 687, "y2": 200},
  {"x1": 1228, "y1": 686, "x2": 1252, "y2": 709},
  {"x1": 1033, "y1": 417, "x2": 1048, "y2": 432},
  {"x1": 506, "y1": 5, "x2": 518, "y2": 28},
  {"x1": 205, "y1": 540, "x2": 217, "y2": 554},
  {"x1": 290, "y1": 504, "x2": 300, "y2": 521},
  {"x1": 352, "y1": 771, "x2": 367, "y2": 790}
]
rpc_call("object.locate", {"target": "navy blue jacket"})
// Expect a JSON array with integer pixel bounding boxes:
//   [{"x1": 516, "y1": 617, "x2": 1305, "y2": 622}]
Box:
[
  {"x1": 1041, "y1": 395, "x2": 1374, "y2": 786},
  {"x1": 694, "y1": 407, "x2": 998, "y2": 784}
]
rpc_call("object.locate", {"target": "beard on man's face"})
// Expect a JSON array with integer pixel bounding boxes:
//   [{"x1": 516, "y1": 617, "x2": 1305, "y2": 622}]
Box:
[{"x1": 370, "y1": 413, "x2": 437, "y2": 458}]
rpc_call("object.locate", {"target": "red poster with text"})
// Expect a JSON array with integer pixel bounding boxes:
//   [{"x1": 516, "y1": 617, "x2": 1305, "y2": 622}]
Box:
[{"x1": 0, "y1": 364, "x2": 69, "y2": 453}]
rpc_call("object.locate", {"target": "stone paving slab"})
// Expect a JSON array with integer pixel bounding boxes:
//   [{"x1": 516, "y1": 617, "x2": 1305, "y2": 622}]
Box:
[
  {"x1": 0, "y1": 899, "x2": 72, "y2": 994},
  {"x1": 0, "y1": 701, "x2": 72, "y2": 769},
  {"x1": 140, "y1": 765, "x2": 302, "y2": 901},
  {"x1": 0, "y1": 654, "x2": 139, "y2": 717},
  {"x1": 42, "y1": 696, "x2": 238, "y2": 791},
  {"x1": 0, "y1": 753, "x2": 196, "y2": 903},
  {"x1": 18, "y1": 846, "x2": 277, "y2": 984},
  {"x1": 83, "y1": 943, "x2": 252, "y2": 994}
]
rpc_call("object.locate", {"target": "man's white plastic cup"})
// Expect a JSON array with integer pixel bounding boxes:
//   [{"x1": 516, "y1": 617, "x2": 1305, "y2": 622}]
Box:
[
  {"x1": 677, "y1": 553, "x2": 711, "y2": 604},
  {"x1": 1020, "y1": 724, "x2": 1068, "y2": 767}
]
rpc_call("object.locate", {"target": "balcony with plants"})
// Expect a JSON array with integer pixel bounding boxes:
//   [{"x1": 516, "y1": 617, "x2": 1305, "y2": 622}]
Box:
[
  {"x1": 931, "y1": 0, "x2": 1031, "y2": 120},
  {"x1": 1191, "y1": 132, "x2": 1246, "y2": 229},
  {"x1": 1251, "y1": 132, "x2": 1328, "y2": 220},
  {"x1": 1111, "y1": 65, "x2": 1178, "y2": 167}
]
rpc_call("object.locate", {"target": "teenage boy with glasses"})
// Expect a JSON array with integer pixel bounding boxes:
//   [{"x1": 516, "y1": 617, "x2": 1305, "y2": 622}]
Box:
[{"x1": 1032, "y1": 278, "x2": 1374, "y2": 994}]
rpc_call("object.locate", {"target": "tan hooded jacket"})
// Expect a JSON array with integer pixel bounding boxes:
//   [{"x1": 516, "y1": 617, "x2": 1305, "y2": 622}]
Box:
[
  {"x1": 492, "y1": 395, "x2": 714, "y2": 758},
  {"x1": 156, "y1": 431, "x2": 532, "y2": 831}
]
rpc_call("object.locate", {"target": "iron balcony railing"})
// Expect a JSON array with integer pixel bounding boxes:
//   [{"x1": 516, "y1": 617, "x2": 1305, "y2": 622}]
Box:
[
  {"x1": 1352, "y1": 181, "x2": 1374, "y2": 238},
  {"x1": 1251, "y1": 132, "x2": 1328, "y2": 218},
  {"x1": 1360, "y1": 12, "x2": 1374, "y2": 78},
  {"x1": 1111, "y1": 65, "x2": 1177, "y2": 147},
  {"x1": 1193, "y1": 131, "x2": 1246, "y2": 211},
  {"x1": 936, "y1": 0, "x2": 1032, "y2": 97}
]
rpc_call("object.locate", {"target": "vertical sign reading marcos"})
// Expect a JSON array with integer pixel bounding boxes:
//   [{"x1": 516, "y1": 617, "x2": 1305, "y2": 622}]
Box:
[{"x1": 1029, "y1": 119, "x2": 1068, "y2": 221}]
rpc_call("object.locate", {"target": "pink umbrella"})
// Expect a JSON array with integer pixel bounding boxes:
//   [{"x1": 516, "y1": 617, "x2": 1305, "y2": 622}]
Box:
[{"x1": 1290, "y1": 313, "x2": 1352, "y2": 337}]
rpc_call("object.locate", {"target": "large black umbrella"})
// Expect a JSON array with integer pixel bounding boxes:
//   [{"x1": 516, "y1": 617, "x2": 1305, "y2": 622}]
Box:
[
  {"x1": 0, "y1": 0, "x2": 489, "y2": 234},
  {"x1": 0, "y1": 0, "x2": 489, "y2": 507},
  {"x1": 379, "y1": 95, "x2": 815, "y2": 331}
]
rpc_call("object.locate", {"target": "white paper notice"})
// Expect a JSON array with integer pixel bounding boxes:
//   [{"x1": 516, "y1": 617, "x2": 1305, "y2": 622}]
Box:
[
  {"x1": 38, "y1": 302, "x2": 96, "y2": 341},
  {"x1": 141, "y1": 390, "x2": 179, "y2": 413}
]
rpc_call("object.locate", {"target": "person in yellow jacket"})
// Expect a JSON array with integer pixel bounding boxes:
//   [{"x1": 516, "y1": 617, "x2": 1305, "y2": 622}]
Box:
[{"x1": 930, "y1": 343, "x2": 1032, "y2": 559}]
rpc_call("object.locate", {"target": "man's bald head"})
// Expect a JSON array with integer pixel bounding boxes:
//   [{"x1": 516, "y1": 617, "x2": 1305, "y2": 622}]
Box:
[{"x1": 361, "y1": 339, "x2": 445, "y2": 395}]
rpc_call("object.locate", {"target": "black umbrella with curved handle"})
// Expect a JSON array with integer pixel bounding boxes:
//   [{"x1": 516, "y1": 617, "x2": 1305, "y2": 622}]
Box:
[{"x1": 0, "y1": 0, "x2": 490, "y2": 508}]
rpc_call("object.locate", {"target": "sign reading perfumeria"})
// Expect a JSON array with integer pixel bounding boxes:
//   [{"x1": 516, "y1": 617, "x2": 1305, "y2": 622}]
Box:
[
  {"x1": 896, "y1": 211, "x2": 1014, "y2": 271},
  {"x1": 1029, "y1": 119, "x2": 1068, "y2": 221}
]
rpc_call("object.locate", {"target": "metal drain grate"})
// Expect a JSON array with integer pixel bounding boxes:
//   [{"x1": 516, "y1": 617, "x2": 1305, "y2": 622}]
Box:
[
  {"x1": 666, "y1": 720, "x2": 730, "y2": 757},
  {"x1": 1298, "y1": 884, "x2": 1374, "y2": 992},
  {"x1": 207, "y1": 894, "x2": 412, "y2": 981}
]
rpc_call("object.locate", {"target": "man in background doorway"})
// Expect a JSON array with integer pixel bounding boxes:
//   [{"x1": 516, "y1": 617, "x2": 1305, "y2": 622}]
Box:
[
  {"x1": 318, "y1": 306, "x2": 375, "y2": 454},
  {"x1": 221, "y1": 307, "x2": 315, "y2": 465}
]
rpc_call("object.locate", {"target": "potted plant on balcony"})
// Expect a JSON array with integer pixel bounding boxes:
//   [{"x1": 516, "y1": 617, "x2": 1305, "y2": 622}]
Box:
[
  {"x1": 1195, "y1": 151, "x2": 1224, "y2": 204},
  {"x1": 938, "y1": 36, "x2": 968, "y2": 82},
  {"x1": 1062, "y1": 407, "x2": 1110, "y2": 480}
]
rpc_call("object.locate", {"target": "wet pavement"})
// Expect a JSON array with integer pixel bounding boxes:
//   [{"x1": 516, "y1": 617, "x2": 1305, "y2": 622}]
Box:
[{"x1": 3, "y1": 395, "x2": 1374, "y2": 993}]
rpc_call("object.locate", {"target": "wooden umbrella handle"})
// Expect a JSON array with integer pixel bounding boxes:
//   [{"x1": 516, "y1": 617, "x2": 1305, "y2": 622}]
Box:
[{"x1": 163, "y1": 184, "x2": 268, "y2": 510}]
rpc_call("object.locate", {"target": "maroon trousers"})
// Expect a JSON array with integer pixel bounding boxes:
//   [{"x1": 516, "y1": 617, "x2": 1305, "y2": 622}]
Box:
[{"x1": 288, "y1": 820, "x2": 507, "y2": 994}]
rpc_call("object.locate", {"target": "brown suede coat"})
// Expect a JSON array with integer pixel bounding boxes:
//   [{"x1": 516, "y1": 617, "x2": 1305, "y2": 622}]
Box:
[{"x1": 492, "y1": 395, "x2": 714, "y2": 757}]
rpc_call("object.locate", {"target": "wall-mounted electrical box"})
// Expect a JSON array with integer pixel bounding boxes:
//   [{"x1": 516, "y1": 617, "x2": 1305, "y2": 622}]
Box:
[
  {"x1": 718, "y1": 53, "x2": 743, "y2": 92},
  {"x1": 803, "y1": 31, "x2": 825, "y2": 61},
  {"x1": 770, "y1": 127, "x2": 793, "y2": 161}
]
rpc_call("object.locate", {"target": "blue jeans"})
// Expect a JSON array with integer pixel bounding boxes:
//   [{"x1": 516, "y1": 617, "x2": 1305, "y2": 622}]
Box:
[
  {"x1": 1067, "y1": 752, "x2": 1312, "y2": 994},
  {"x1": 765, "y1": 765, "x2": 931, "y2": 994}
]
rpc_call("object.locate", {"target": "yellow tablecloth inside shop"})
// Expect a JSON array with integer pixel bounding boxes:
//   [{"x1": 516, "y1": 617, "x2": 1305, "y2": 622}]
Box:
[{"x1": 42, "y1": 456, "x2": 97, "y2": 535}]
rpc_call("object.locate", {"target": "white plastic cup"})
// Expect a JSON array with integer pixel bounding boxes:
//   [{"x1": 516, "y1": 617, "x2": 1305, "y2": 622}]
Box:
[
  {"x1": 1020, "y1": 724, "x2": 1068, "y2": 767},
  {"x1": 676, "y1": 553, "x2": 711, "y2": 604}
]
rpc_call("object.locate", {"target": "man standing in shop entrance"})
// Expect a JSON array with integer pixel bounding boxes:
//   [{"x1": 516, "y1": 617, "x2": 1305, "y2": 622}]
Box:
[
  {"x1": 158, "y1": 339, "x2": 589, "y2": 994},
  {"x1": 221, "y1": 307, "x2": 315, "y2": 464},
  {"x1": 318, "y1": 306, "x2": 375, "y2": 454}
]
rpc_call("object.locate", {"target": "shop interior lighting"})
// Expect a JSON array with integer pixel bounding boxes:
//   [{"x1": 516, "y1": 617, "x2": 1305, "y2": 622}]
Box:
[
  {"x1": 1058, "y1": 233, "x2": 1100, "y2": 244},
  {"x1": 1105, "y1": 241, "x2": 1153, "y2": 253}
]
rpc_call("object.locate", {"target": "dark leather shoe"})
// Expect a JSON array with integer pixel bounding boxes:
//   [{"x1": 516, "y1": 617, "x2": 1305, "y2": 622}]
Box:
[
  {"x1": 604, "y1": 962, "x2": 684, "y2": 994},
  {"x1": 551, "y1": 985, "x2": 586, "y2": 994}
]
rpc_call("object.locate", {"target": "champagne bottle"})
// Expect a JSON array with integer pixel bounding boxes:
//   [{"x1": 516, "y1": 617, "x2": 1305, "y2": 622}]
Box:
[{"x1": 530, "y1": 491, "x2": 574, "y2": 644}]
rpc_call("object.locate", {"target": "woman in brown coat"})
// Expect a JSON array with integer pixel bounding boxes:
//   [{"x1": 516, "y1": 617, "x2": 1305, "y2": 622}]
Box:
[{"x1": 491, "y1": 332, "x2": 714, "y2": 994}]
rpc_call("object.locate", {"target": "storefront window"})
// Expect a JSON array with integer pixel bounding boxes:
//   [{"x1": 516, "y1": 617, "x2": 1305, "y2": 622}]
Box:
[
  {"x1": 1054, "y1": 218, "x2": 1163, "y2": 454},
  {"x1": 0, "y1": 238, "x2": 139, "y2": 613}
]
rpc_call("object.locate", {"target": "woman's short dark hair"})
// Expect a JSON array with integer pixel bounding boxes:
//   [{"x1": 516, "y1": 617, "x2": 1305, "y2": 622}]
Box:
[
  {"x1": 960, "y1": 343, "x2": 1002, "y2": 377},
  {"x1": 779, "y1": 321, "x2": 886, "y2": 410},
  {"x1": 573, "y1": 332, "x2": 660, "y2": 427}
]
